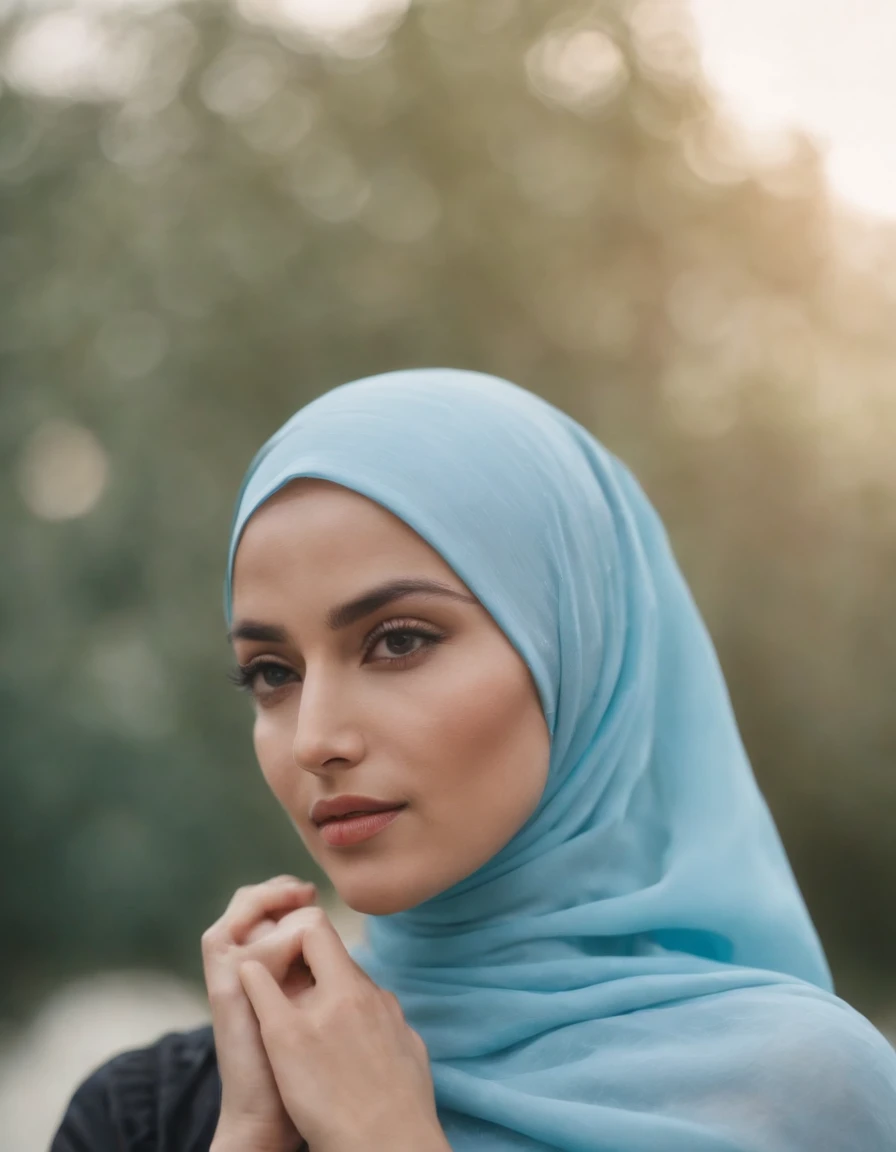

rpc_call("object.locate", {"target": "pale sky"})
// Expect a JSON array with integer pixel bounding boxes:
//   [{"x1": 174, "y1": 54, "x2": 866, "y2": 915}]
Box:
[
  {"x1": 7, "y1": 0, "x2": 896, "y2": 219},
  {"x1": 689, "y1": 0, "x2": 896, "y2": 219}
]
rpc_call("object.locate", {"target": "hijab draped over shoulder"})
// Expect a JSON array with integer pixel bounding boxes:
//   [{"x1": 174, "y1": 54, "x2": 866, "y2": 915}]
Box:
[{"x1": 226, "y1": 369, "x2": 896, "y2": 1152}]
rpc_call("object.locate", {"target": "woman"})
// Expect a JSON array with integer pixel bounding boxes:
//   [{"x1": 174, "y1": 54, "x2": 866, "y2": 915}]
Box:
[{"x1": 53, "y1": 368, "x2": 896, "y2": 1152}]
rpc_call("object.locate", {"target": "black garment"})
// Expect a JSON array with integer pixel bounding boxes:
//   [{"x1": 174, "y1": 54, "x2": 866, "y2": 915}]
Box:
[{"x1": 50, "y1": 1026, "x2": 221, "y2": 1152}]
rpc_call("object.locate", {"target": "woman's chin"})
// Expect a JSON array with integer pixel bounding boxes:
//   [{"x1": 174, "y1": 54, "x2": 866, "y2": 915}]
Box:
[
  {"x1": 336, "y1": 881, "x2": 424, "y2": 917},
  {"x1": 330, "y1": 862, "x2": 448, "y2": 916}
]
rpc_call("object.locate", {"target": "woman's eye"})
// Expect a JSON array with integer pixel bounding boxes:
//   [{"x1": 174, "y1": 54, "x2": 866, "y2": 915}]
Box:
[
  {"x1": 229, "y1": 660, "x2": 298, "y2": 704},
  {"x1": 262, "y1": 664, "x2": 291, "y2": 686},
  {"x1": 368, "y1": 627, "x2": 441, "y2": 663},
  {"x1": 382, "y1": 631, "x2": 421, "y2": 656}
]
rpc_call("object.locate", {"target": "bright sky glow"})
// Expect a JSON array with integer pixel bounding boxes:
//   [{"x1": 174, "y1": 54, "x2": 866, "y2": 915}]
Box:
[
  {"x1": 6, "y1": 0, "x2": 896, "y2": 220},
  {"x1": 689, "y1": 0, "x2": 896, "y2": 220},
  {"x1": 236, "y1": 0, "x2": 409, "y2": 52}
]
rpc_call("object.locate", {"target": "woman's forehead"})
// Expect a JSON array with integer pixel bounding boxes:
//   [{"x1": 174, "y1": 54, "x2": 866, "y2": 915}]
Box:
[
  {"x1": 232, "y1": 479, "x2": 471, "y2": 610},
  {"x1": 237, "y1": 478, "x2": 447, "y2": 559}
]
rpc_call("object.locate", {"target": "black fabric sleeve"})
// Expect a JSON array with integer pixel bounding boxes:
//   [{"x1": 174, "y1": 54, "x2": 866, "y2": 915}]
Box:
[
  {"x1": 50, "y1": 1063, "x2": 120, "y2": 1152},
  {"x1": 49, "y1": 1025, "x2": 219, "y2": 1152}
]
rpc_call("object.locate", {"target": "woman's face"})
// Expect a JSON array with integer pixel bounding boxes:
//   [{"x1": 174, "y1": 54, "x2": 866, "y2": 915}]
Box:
[{"x1": 230, "y1": 479, "x2": 551, "y2": 915}]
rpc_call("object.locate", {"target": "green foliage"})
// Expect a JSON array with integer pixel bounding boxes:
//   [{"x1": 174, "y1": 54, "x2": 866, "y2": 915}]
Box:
[{"x1": 2, "y1": 0, "x2": 896, "y2": 1021}]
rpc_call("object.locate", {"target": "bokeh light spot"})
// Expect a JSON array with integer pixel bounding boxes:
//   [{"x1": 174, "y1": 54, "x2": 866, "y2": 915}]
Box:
[
  {"x1": 238, "y1": 0, "x2": 409, "y2": 56},
  {"x1": 526, "y1": 25, "x2": 628, "y2": 115},
  {"x1": 4, "y1": 12, "x2": 150, "y2": 102},
  {"x1": 17, "y1": 421, "x2": 109, "y2": 521},
  {"x1": 199, "y1": 48, "x2": 285, "y2": 120}
]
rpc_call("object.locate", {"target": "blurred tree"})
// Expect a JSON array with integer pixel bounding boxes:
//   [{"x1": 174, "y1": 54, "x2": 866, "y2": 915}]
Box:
[{"x1": 1, "y1": 0, "x2": 895, "y2": 1021}]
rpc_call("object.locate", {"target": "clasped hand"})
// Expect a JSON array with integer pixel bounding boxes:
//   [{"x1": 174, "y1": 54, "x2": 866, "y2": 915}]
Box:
[{"x1": 202, "y1": 875, "x2": 448, "y2": 1152}]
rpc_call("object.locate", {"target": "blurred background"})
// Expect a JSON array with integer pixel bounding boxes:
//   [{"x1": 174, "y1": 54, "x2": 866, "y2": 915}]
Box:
[{"x1": 2, "y1": 0, "x2": 896, "y2": 1145}]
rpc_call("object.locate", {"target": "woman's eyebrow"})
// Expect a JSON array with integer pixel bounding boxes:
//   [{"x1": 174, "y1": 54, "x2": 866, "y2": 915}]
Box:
[
  {"x1": 228, "y1": 621, "x2": 289, "y2": 644},
  {"x1": 228, "y1": 579, "x2": 476, "y2": 644},
  {"x1": 326, "y1": 578, "x2": 477, "y2": 631}
]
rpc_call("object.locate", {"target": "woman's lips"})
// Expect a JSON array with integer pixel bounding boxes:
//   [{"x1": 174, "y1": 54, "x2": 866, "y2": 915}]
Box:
[{"x1": 318, "y1": 806, "x2": 406, "y2": 847}]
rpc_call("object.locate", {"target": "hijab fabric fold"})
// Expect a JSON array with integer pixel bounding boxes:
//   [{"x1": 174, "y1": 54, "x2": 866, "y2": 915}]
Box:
[{"x1": 226, "y1": 369, "x2": 896, "y2": 1151}]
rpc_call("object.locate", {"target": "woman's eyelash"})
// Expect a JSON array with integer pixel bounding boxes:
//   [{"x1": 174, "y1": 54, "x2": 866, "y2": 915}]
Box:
[
  {"x1": 362, "y1": 618, "x2": 445, "y2": 657},
  {"x1": 227, "y1": 660, "x2": 295, "y2": 692},
  {"x1": 227, "y1": 664, "x2": 260, "y2": 692}
]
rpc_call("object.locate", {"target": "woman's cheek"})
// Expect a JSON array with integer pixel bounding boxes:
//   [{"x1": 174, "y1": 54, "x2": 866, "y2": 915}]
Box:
[
  {"x1": 445, "y1": 661, "x2": 529, "y2": 759},
  {"x1": 252, "y1": 714, "x2": 293, "y2": 803}
]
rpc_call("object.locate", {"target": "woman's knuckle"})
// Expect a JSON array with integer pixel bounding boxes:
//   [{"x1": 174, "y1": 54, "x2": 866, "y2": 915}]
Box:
[
  {"x1": 268, "y1": 873, "x2": 300, "y2": 887},
  {"x1": 243, "y1": 919, "x2": 277, "y2": 947},
  {"x1": 201, "y1": 925, "x2": 226, "y2": 953},
  {"x1": 290, "y1": 906, "x2": 326, "y2": 935},
  {"x1": 302, "y1": 1010, "x2": 325, "y2": 1040},
  {"x1": 206, "y1": 979, "x2": 240, "y2": 1009},
  {"x1": 346, "y1": 985, "x2": 374, "y2": 1015},
  {"x1": 220, "y1": 889, "x2": 250, "y2": 918}
]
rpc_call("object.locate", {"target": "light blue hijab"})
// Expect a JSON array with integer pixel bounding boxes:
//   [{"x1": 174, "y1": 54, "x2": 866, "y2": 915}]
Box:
[{"x1": 226, "y1": 369, "x2": 896, "y2": 1151}]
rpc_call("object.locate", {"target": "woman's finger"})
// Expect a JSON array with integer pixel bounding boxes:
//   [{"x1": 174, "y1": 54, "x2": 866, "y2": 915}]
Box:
[
  {"x1": 297, "y1": 908, "x2": 368, "y2": 986},
  {"x1": 246, "y1": 884, "x2": 318, "y2": 946},
  {"x1": 227, "y1": 878, "x2": 317, "y2": 940},
  {"x1": 245, "y1": 907, "x2": 371, "y2": 1010},
  {"x1": 245, "y1": 907, "x2": 318, "y2": 986},
  {"x1": 212, "y1": 877, "x2": 316, "y2": 945},
  {"x1": 243, "y1": 917, "x2": 280, "y2": 947},
  {"x1": 239, "y1": 959, "x2": 292, "y2": 1038}
]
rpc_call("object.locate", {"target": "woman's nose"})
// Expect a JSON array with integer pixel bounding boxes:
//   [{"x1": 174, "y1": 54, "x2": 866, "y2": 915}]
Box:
[{"x1": 291, "y1": 673, "x2": 365, "y2": 774}]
